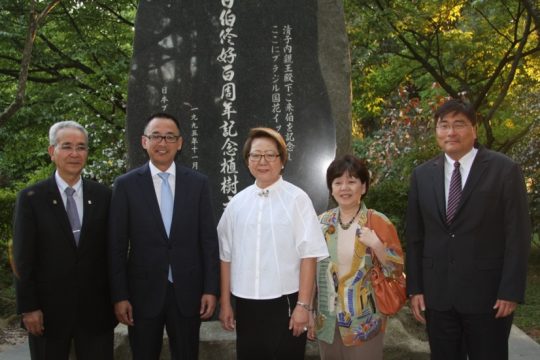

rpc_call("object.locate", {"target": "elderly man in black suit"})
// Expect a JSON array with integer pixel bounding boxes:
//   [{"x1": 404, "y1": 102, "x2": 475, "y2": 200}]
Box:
[
  {"x1": 13, "y1": 121, "x2": 116, "y2": 360},
  {"x1": 108, "y1": 112, "x2": 220, "y2": 359},
  {"x1": 405, "y1": 99, "x2": 531, "y2": 360}
]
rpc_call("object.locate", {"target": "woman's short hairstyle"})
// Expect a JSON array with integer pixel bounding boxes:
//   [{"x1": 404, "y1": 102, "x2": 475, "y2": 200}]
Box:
[
  {"x1": 326, "y1": 154, "x2": 370, "y2": 195},
  {"x1": 242, "y1": 127, "x2": 288, "y2": 167},
  {"x1": 434, "y1": 99, "x2": 477, "y2": 126}
]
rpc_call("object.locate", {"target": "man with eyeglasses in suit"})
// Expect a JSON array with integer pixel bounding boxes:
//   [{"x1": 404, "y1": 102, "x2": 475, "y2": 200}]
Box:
[
  {"x1": 109, "y1": 112, "x2": 219, "y2": 359},
  {"x1": 405, "y1": 99, "x2": 531, "y2": 360},
  {"x1": 13, "y1": 121, "x2": 116, "y2": 360}
]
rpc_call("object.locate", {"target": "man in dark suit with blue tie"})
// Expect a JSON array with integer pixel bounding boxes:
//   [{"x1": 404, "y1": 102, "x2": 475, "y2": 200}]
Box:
[
  {"x1": 405, "y1": 99, "x2": 531, "y2": 360},
  {"x1": 13, "y1": 121, "x2": 116, "y2": 359},
  {"x1": 109, "y1": 113, "x2": 220, "y2": 359}
]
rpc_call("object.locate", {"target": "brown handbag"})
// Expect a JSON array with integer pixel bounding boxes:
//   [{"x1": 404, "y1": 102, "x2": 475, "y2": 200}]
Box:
[{"x1": 367, "y1": 210, "x2": 407, "y2": 316}]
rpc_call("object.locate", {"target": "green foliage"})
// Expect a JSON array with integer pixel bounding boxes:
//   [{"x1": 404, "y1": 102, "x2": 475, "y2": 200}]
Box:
[
  {"x1": 0, "y1": 189, "x2": 16, "y2": 310},
  {"x1": 345, "y1": 0, "x2": 540, "y2": 150},
  {"x1": 346, "y1": 0, "x2": 540, "y2": 237},
  {"x1": 0, "y1": 0, "x2": 136, "y2": 188},
  {"x1": 353, "y1": 91, "x2": 440, "y2": 239}
]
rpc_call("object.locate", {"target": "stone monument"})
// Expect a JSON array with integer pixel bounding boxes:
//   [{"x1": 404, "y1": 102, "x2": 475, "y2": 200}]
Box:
[{"x1": 127, "y1": 0, "x2": 351, "y2": 217}]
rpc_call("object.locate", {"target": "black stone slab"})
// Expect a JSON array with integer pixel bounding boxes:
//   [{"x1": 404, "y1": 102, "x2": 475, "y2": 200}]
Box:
[{"x1": 127, "y1": 0, "x2": 338, "y2": 218}]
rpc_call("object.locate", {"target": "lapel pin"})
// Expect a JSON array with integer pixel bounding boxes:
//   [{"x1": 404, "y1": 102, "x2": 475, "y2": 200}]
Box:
[
  {"x1": 53, "y1": 200, "x2": 58, "y2": 205},
  {"x1": 88, "y1": 200, "x2": 92, "y2": 205}
]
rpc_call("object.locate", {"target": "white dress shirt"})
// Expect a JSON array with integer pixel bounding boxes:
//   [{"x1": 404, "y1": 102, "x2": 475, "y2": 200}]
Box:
[
  {"x1": 55, "y1": 171, "x2": 83, "y2": 223},
  {"x1": 218, "y1": 177, "x2": 329, "y2": 300},
  {"x1": 148, "y1": 161, "x2": 176, "y2": 207},
  {"x1": 444, "y1": 148, "x2": 477, "y2": 209}
]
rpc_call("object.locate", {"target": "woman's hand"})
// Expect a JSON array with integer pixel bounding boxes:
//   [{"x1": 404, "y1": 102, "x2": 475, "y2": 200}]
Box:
[
  {"x1": 289, "y1": 305, "x2": 310, "y2": 337},
  {"x1": 359, "y1": 227, "x2": 383, "y2": 248},
  {"x1": 219, "y1": 302, "x2": 236, "y2": 331}
]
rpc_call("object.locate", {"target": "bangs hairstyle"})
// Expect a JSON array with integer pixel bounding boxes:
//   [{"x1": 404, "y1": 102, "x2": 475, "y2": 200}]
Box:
[
  {"x1": 326, "y1": 154, "x2": 370, "y2": 195},
  {"x1": 434, "y1": 99, "x2": 477, "y2": 126},
  {"x1": 242, "y1": 127, "x2": 288, "y2": 166}
]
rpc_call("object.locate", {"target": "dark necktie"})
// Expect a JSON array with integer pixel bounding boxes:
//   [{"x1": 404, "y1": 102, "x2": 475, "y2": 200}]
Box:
[
  {"x1": 446, "y1": 161, "x2": 462, "y2": 224},
  {"x1": 65, "y1": 187, "x2": 81, "y2": 245}
]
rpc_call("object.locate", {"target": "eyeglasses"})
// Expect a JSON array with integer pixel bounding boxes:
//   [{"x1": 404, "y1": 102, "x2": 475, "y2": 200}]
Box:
[
  {"x1": 56, "y1": 144, "x2": 88, "y2": 153},
  {"x1": 436, "y1": 122, "x2": 471, "y2": 132},
  {"x1": 248, "y1": 153, "x2": 280, "y2": 162},
  {"x1": 144, "y1": 134, "x2": 181, "y2": 143}
]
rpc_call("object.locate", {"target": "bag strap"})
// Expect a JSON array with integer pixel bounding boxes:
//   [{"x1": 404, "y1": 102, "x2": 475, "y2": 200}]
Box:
[{"x1": 366, "y1": 209, "x2": 381, "y2": 268}]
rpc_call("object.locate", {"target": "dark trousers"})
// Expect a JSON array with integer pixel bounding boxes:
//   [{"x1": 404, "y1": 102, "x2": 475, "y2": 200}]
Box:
[
  {"x1": 128, "y1": 283, "x2": 201, "y2": 360},
  {"x1": 425, "y1": 307, "x2": 513, "y2": 360},
  {"x1": 28, "y1": 328, "x2": 113, "y2": 360},
  {"x1": 235, "y1": 292, "x2": 307, "y2": 360}
]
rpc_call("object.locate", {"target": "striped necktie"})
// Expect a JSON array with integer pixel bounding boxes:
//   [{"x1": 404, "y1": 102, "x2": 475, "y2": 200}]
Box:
[{"x1": 446, "y1": 161, "x2": 462, "y2": 224}]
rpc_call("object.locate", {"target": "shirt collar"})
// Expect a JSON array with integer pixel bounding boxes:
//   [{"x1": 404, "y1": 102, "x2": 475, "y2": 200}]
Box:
[
  {"x1": 55, "y1": 171, "x2": 82, "y2": 194},
  {"x1": 149, "y1": 161, "x2": 176, "y2": 177},
  {"x1": 444, "y1": 147, "x2": 477, "y2": 169},
  {"x1": 253, "y1": 176, "x2": 283, "y2": 195}
]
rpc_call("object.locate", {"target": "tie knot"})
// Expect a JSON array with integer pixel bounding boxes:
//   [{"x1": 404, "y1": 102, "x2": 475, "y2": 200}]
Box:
[
  {"x1": 65, "y1": 187, "x2": 75, "y2": 197},
  {"x1": 158, "y1": 172, "x2": 170, "y2": 182},
  {"x1": 454, "y1": 161, "x2": 460, "y2": 170}
]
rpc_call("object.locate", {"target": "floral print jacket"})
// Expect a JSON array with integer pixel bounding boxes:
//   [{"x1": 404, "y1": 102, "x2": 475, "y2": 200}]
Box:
[{"x1": 315, "y1": 203, "x2": 404, "y2": 346}]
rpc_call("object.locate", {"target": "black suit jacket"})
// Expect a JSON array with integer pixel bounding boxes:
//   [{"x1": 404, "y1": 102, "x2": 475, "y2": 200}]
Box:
[
  {"x1": 405, "y1": 147, "x2": 531, "y2": 313},
  {"x1": 13, "y1": 176, "x2": 116, "y2": 336},
  {"x1": 108, "y1": 162, "x2": 219, "y2": 318}
]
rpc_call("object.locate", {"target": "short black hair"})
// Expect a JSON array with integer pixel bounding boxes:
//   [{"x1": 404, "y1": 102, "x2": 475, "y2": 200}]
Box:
[
  {"x1": 144, "y1": 112, "x2": 181, "y2": 134},
  {"x1": 326, "y1": 154, "x2": 370, "y2": 195},
  {"x1": 434, "y1": 99, "x2": 477, "y2": 126}
]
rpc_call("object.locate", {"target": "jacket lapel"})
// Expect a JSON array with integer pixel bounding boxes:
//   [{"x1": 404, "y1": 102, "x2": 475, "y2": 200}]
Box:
[
  {"x1": 137, "y1": 163, "x2": 169, "y2": 241},
  {"x1": 169, "y1": 164, "x2": 188, "y2": 241},
  {"x1": 77, "y1": 179, "x2": 94, "y2": 251},
  {"x1": 46, "y1": 176, "x2": 78, "y2": 249},
  {"x1": 430, "y1": 155, "x2": 447, "y2": 224},
  {"x1": 455, "y1": 147, "x2": 489, "y2": 222}
]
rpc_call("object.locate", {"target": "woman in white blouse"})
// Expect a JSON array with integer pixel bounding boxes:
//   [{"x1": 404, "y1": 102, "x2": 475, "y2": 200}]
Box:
[{"x1": 217, "y1": 127, "x2": 328, "y2": 359}]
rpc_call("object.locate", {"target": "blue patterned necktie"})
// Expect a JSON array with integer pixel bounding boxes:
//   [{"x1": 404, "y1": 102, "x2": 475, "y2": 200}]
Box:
[
  {"x1": 158, "y1": 172, "x2": 174, "y2": 282},
  {"x1": 446, "y1": 161, "x2": 462, "y2": 224},
  {"x1": 65, "y1": 187, "x2": 81, "y2": 245}
]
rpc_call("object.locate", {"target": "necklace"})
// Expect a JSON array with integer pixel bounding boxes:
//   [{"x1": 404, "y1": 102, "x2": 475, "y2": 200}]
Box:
[{"x1": 338, "y1": 206, "x2": 361, "y2": 230}]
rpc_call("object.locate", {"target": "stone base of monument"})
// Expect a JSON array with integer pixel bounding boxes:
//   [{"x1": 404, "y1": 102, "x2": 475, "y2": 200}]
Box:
[{"x1": 112, "y1": 307, "x2": 430, "y2": 359}]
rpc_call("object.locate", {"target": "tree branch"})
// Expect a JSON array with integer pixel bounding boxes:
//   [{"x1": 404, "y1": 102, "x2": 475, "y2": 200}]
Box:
[{"x1": 0, "y1": 0, "x2": 61, "y2": 127}]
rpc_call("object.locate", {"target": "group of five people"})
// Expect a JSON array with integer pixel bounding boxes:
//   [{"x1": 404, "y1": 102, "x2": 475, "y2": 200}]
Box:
[{"x1": 12, "y1": 98, "x2": 531, "y2": 360}]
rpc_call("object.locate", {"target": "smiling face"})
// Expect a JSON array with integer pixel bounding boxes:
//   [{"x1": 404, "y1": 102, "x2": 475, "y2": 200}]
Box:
[
  {"x1": 436, "y1": 111, "x2": 477, "y2": 161},
  {"x1": 48, "y1": 127, "x2": 88, "y2": 184},
  {"x1": 331, "y1": 171, "x2": 366, "y2": 211},
  {"x1": 247, "y1": 137, "x2": 283, "y2": 189},
  {"x1": 142, "y1": 117, "x2": 183, "y2": 171}
]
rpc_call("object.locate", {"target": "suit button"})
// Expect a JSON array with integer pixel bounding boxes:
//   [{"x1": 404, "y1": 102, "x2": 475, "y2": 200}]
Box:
[
  {"x1": 449, "y1": 259, "x2": 455, "y2": 265},
  {"x1": 168, "y1": 245, "x2": 172, "y2": 250}
]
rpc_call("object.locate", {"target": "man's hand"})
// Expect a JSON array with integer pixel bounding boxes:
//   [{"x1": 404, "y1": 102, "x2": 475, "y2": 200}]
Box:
[
  {"x1": 22, "y1": 310, "x2": 44, "y2": 336},
  {"x1": 200, "y1": 294, "x2": 217, "y2": 320},
  {"x1": 410, "y1": 294, "x2": 426, "y2": 324},
  {"x1": 493, "y1": 299, "x2": 517, "y2": 319},
  {"x1": 114, "y1": 300, "x2": 134, "y2": 326}
]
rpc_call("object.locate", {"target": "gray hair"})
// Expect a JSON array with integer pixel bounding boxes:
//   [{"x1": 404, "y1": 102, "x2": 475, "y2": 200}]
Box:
[{"x1": 48, "y1": 121, "x2": 88, "y2": 146}]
